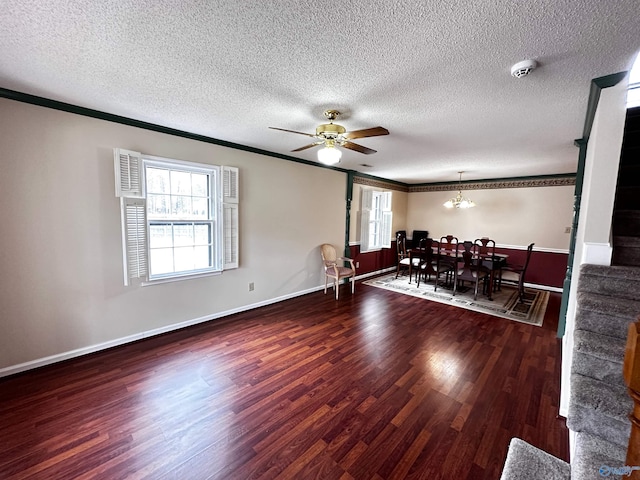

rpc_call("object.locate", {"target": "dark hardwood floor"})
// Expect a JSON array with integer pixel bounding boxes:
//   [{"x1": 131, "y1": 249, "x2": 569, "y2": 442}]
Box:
[{"x1": 0, "y1": 278, "x2": 569, "y2": 479}]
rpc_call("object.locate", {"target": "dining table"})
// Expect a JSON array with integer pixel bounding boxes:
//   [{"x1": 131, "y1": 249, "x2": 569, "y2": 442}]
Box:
[{"x1": 408, "y1": 246, "x2": 508, "y2": 301}]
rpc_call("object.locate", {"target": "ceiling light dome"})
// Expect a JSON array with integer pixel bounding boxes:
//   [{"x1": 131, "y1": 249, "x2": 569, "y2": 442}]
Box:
[{"x1": 317, "y1": 144, "x2": 342, "y2": 165}]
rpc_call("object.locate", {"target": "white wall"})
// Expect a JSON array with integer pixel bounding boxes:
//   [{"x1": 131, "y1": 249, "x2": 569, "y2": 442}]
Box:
[
  {"x1": 406, "y1": 186, "x2": 574, "y2": 250},
  {"x1": 559, "y1": 78, "x2": 629, "y2": 419},
  {"x1": 0, "y1": 99, "x2": 347, "y2": 374}
]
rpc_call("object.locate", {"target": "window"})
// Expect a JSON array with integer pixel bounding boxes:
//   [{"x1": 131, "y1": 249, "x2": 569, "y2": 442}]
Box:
[
  {"x1": 360, "y1": 189, "x2": 393, "y2": 252},
  {"x1": 114, "y1": 149, "x2": 239, "y2": 285}
]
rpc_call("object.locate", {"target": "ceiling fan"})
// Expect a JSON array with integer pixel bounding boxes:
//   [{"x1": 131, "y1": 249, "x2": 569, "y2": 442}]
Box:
[{"x1": 269, "y1": 110, "x2": 389, "y2": 165}]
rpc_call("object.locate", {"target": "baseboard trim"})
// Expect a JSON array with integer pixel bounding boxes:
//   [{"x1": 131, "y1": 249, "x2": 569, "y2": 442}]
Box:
[
  {"x1": 0, "y1": 284, "x2": 328, "y2": 379},
  {"x1": 0, "y1": 270, "x2": 559, "y2": 378}
]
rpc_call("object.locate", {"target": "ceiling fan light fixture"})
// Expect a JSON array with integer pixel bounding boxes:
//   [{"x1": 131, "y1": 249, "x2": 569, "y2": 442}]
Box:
[{"x1": 317, "y1": 144, "x2": 342, "y2": 165}]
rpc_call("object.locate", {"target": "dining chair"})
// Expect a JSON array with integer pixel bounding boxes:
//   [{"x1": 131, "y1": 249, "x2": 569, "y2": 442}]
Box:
[
  {"x1": 453, "y1": 241, "x2": 488, "y2": 300},
  {"x1": 415, "y1": 238, "x2": 452, "y2": 288},
  {"x1": 396, "y1": 231, "x2": 417, "y2": 279},
  {"x1": 437, "y1": 235, "x2": 458, "y2": 286},
  {"x1": 500, "y1": 243, "x2": 534, "y2": 302},
  {"x1": 320, "y1": 243, "x2": 356, "y2": 300},
  {"x1": 475, "y1": 237, "x2": 497, "y2": 296},
  {"x1": 435, "y1": 239, "x2": 456, "y2": 291}
]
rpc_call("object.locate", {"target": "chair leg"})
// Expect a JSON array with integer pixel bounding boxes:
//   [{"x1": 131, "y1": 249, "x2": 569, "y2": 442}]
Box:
[
  {"x1": 351, "y1": 276, "x2": 355, "y2": 294},
  {"x1": 335, "y1": 278, "x2": 339, "y2": 300},
  {"x1": 324, "y1": 275, "x2": 328, "y2": 295}
]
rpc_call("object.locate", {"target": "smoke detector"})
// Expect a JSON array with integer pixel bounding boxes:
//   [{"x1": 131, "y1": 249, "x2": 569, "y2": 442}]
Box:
[{"x1": 511, "y1": 59, "x2": 537, "y2": 78}]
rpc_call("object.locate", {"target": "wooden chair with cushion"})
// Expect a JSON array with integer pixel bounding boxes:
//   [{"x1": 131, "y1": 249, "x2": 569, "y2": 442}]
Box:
[
  {"x1": 415, "y1": 238, "x2": 452, "y2": 289},
  {"x1": 475, "y1": 237, "x2": 497, "y2": 297},
  {"x1": 321, "y1": 244, "x2": 356, "y2": 300},
  {"x1": 396, "y1": 232, "x2": 414, "y2": 278},
  {"x1": 500, "y1": 242, "x2": 534, "y2": 302},
  {"x1": 437, "y1": 235, "x2": 458, "y2": 287},
  {"x1": 453, "y1": 240, "x2": 488, "y2": 300}
]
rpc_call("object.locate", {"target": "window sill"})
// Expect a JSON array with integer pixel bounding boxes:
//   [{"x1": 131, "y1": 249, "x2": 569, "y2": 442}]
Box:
[{"x1": 142, "y1": 270, "x2": 222, "y2": 286}]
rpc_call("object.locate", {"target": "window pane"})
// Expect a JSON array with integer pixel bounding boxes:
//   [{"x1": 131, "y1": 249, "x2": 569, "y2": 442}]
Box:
[
  {"x1": 172, "y1": 196, "x2": 193, "y2": 217},
  {"x1": 147, "y1": 193, "x2": 171, "y2": 218},
  {"x1": 173, "y1": 224, "x2": 194, "y2": 246},
  {"x1": 194, "y1": 224, "x2": 211, "y2": 245},
  {"x1": 147, "y1": 168, "x2": 170, "y2": 194},
  {"x1": 192, "y1": 173, "x2": 209, "y2": 197},
  {"x1": 171, "y1": 171, "x2": 192, "y2": 195},
  {"x1": 194, "y1": 246, "x2": 211, "y2": 269},
  {"x1": 192, "y1": 197, "x2": 209, "y2": 218},
  {"x1": 150, "y1": 248, "x2": 174, "y2": 275},
  {"x1": 149, "y1": 224, "x2": 173, "y2": 248},
  {"x1": 174, "y1": 246, "x2": 195, "y2": 272}
]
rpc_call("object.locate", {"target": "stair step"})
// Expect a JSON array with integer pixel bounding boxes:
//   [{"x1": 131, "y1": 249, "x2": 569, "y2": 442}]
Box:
[
  {"x1": 575, "y1": 294, "x2": 637, "y2": 339},
  {"x1": 572, "y1": 350, "x2": 625, "y2": 384},
  {"x1": 578, "y1": 264, "x2": 640, "y2": 302},
  {"x1": 616, "y1": 164, "x2": 640, "y2": 187},
  {"x1": 612, "y1": 210, "x2": 640, "y2": 236},
  {"x1": 612, "y1": 242, "x2": 640, "y2": 266},
  {"x1": 499, "y1": 438, "x2": 570, "y2": 480},
  {"x1": 571, "y1": 431, "x2": 627, "y2": 480},
  {"x1": 567, "y1": 373, "x2": 632, "y2": 448},
  {"x1": 572, "y1": 330, "x2": 626, "y2": 385},
  {"x1": 615, "y1": 186, "x2": 640, "y2": 209}
]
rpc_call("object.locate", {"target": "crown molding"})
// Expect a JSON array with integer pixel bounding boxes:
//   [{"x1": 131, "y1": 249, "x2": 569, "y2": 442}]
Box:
[
  {"x1": 409, "y1": 175, "x2": 576, "y2": 192},
  {"x1": 353, "y1": 176, "x2": 409, "y2": 192}
]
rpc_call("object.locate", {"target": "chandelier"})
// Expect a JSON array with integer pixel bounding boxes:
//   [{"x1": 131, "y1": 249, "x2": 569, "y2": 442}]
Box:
[{"x1": 443, "y1": 171, "x2": 476, "y2": 209}]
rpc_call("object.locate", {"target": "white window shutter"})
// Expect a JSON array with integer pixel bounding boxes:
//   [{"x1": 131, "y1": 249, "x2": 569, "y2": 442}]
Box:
[
  {"x1": 382, "y1": 191, "x2": 392, "y2": 212},
  {"x1": 360, "y1": 211, "x2": 371, "y2": 252},
  {"x1": 359, "y1": 189, "x2": 373, "y2": 252},
  {"x1": 381, "y1": 191, "x2": 393, "y2": 248},
  {"x1": 114, "y1": 148, "x2": 144, "y2": 198},
  {"x1": 361, "y1": 189, "x2": 373, "y2": 211},
  {"x1": 223, "y1": 166, "x2": 239, "y2": 204},
  {"x1": 121, "y1": 197, "x2": 148, "y2": 285},
  {"x1": 222, "y1": 166, "x2": 239, "y2": 269},
  {"x1": 223, "y1": 203, "x2": 239, "y2": 269},
  {"x1": 381, "y1": 211, "x2": 393, "y2": 248}
]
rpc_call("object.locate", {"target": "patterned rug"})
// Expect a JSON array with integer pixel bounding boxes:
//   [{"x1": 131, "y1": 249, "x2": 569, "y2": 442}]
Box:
[{"x1": 363, "y1": 274, "x2": 548, "y2": 326}]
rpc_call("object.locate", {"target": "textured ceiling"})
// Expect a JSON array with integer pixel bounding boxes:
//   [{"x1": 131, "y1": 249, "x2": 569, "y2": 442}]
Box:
[{"x1": 1, "y1": 1, "x2": 639, "y2": 184}]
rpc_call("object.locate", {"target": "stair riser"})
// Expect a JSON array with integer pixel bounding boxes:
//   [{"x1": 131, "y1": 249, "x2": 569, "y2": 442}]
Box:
[
  {"x1": 571, "y1": 351, "x2": 624, "y2": 384},
  {"x1": 578, "y1": 275, "x2": 640, "y2": 302},
  {"x1": 575, "y1": 308, "x2": 633, "y2": 339},
  {"x1": 613, "y1": 216, "x2": 640, "y2": 236},
  {"x1": 612, "y1": 246, "x2": 640, "y2": 266},
  {"x1": 566, "y1": 406, "x2": 631, "y2": 449}
]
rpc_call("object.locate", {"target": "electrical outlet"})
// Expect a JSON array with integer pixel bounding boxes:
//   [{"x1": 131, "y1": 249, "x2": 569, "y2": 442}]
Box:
[
  {"x1": 565, "y1": 226, "x2": 571, "y2": 233},
  {"x1": 355, "y1": 261, "x2": 360, "y2": 268},
  {"x1": 249, "y1": 282, "x2": 254, "y2": 291}
]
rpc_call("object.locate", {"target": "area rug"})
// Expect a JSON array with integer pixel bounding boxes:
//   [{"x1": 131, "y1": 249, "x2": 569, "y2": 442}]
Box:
[{"x1": 363, "y1": 274, "x2": 549, "y2": 326}]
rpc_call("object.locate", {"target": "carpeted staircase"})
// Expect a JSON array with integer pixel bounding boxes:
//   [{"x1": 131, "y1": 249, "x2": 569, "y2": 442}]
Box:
[
  {"x1": 501, "y1": 107, "x2": 640, "y2": 479},
  {"x1": 501, "y1": 264, "x2": 634, "y2": 480}
]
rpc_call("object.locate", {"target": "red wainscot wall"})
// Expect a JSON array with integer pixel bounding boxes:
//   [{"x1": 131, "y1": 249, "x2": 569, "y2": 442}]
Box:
[
  {"x1": 350, "y1": 241, "x2": 568, "y2": 290},
  {"x1": 348, "y1": 242, "x2": 398, "y2": 277},
  {"x1": 494, "y1": 246, "x2": 567, "y2": 289}
]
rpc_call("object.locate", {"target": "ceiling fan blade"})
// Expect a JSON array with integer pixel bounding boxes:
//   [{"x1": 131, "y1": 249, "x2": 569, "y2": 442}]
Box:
[
  {"x1": 291, "y1": 142, "x2": 323, "y2": 152},
  {"x1": 343, "y1": 126, "x2": 389, "y2": 140},
  {"x1": 269, "y1": 127, "x2": 316, "y2": 137},
  {"x1": 342, "y1": 141, "x2": 377, "y2": 155}
]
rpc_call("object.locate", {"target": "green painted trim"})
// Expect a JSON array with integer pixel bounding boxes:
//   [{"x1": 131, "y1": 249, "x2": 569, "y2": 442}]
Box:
[
  {"x1": 345, "y1": 171, "x2": 355, "y2": 258},
  {"x1": 556, "y1": 73, "x2": 626, "y2": 338},
  {"x1": 352, "y1": 171, "x2": 408, "y2": 188},
  {"x1": 582, "y1": 72, "x2": 628, "y2": 140},
  {"x1": 0, "y1": 87, "x2": 412, "y2": 192}
]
